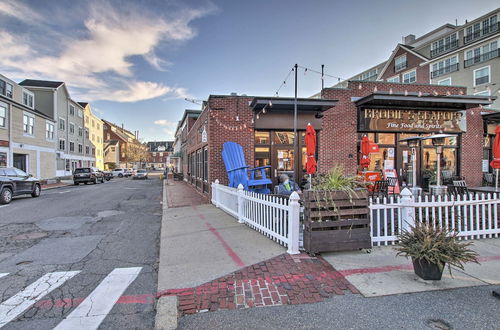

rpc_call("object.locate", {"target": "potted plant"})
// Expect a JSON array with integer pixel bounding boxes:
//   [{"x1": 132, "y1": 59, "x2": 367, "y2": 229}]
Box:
[
  {"x1": 395, "y1": 223, "x2": 479, "y2": 280},
  {"x1": 303, "y1": 167, "x2": 371, "y2": 254}
]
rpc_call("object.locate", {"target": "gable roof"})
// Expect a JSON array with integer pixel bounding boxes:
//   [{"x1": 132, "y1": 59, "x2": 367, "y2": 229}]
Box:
[
  {"x1": 376, "y1": 44, "x2": 429, "y2": 80},
  {"x1": 78, "y1": 102, "x2": 88, "y2": 108},
  {"x1": 19, "y1": 79, "x2": 64, "y2": 88}
]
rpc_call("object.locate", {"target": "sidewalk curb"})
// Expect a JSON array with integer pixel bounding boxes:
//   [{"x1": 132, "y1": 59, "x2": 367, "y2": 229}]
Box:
[
  {"x1": 155, "y1": 180, "x2": 178, "y2": 330},
  {"x1": 41, "y1": 183, "x2": 73, "y2": 190}
]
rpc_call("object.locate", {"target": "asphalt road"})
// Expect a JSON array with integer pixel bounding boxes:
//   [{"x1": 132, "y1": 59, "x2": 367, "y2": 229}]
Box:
[
  {"x1": 178, "y1": 285, "x2": 500, "y2": 330},
  {"x1": 0, "y1": 174, "x2": 162, "y2": 329}
]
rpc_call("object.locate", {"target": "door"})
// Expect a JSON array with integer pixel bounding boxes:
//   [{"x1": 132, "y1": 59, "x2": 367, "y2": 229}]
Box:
[
  {"x1": 13, "y1": 154, "x2": 27, "y2": 172},
  {"x1": 274, "y1": 147, "x2": 295, "y2": 185},
  {"x1": 397, "y1": 147, "x2": 420, "y2": 187}
]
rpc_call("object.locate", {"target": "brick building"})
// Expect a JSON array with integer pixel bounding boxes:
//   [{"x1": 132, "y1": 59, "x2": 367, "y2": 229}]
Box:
[
  {"x1": 146, "y1": 141, "x2": 173, "y2": 169},
  {"x1": 183, "y1": 81, "x2": 492, "y2": 197}
]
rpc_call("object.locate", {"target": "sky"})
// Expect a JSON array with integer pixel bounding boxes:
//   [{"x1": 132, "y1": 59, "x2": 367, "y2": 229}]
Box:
[{"x1": 0, "y1": 0, "x2": 498, "y2": 141}]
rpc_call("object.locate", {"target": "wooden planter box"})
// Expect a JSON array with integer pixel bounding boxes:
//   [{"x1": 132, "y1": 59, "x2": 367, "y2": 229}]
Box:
[{"x1": 303, "y1": 189, "x2": 371, "y2": 253}]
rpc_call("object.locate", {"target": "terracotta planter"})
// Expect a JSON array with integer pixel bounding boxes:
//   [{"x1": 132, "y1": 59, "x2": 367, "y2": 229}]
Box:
[{"x1": 412, "y1": 258, "x2": 444, "y2": 280}]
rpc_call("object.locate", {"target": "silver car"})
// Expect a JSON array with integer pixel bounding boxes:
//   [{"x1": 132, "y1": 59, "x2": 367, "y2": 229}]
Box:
[{"x1": 133, "y1": 169, "x2": 148, "y2": 180}]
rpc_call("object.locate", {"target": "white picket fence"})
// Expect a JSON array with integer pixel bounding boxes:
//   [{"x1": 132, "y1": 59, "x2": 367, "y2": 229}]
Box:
[
  {"x1": 211, "y1": 180, "x2": 300, "y2": 254},
  {"x1": 370, "y1": 188, "x2": 500, "y2": 246}
]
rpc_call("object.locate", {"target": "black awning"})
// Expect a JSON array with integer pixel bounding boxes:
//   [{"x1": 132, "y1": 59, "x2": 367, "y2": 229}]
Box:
[
  {"x1": 355, "y1": 92, "x2": 494, "y2": 110},
  {"x1": 482, "y1": 111, "x2": 500, "y2": 122},
  {"x1": 250, "y1": 97, "x2": 337, "y2": 112}
]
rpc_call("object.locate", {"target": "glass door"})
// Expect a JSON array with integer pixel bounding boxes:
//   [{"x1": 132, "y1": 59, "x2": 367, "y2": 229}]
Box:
[
  {"x1": 397, "y1": 146, "x2": 420, "y2": 187},
  {"x1": 275, "y1": 148, "x2": 295, "y2": 183}
]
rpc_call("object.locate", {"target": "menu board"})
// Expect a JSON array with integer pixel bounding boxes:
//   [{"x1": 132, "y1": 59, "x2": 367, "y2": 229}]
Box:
[{"x1": 383, "y1": 169, "x2": 400, "y2": 194}]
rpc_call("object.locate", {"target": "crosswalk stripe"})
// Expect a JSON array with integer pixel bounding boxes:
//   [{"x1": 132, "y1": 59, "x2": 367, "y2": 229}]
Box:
[
  {"x1": 0, "y1": 271, "x2": 80, "y2": 328},
  {"x1": 0, "y1": 274, "x2": 8, "y2": 280},
  {"x1": 53, "y1": 267, "x2": 142, "y2": 330}
]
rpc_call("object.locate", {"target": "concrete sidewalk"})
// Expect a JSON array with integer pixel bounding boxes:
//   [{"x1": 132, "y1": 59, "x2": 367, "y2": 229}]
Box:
[
  {"x1": 322, "y1": 238, "x2": 500, "y2": 297},
  {"x1": 156, "y1": 180, "x2": 286, "y2": 328}
]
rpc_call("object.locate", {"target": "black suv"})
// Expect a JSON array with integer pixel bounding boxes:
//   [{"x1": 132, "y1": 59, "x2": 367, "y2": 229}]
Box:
[
  {"x1": 0, "y1": 167, "x2": 41, "y2": 204},
  {"x1": 73, "y1": 167, "x2": 104, "y2": 185}
]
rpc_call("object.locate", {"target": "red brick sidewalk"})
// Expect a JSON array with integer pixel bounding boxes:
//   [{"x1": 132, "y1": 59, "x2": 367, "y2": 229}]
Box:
[
  {"x1": 166, "y1": 180, "x2": 209, "y2": 208},
  {"x1": 157, "y1": 253, "x2": 359, "y2": 316}
]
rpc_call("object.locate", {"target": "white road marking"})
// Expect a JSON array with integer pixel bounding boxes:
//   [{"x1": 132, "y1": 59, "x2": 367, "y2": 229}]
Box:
[
  {"x1": 0, "y1": 271, "x2": 80, "y2": 328},
  {"x1": 58, "y1": 190, "x2": 72, "y2": 194},
  {"x1": 0, "y1": 274, "x2": 8, "y2": 280},
  {"x1": 0, "y1": 205, "x2": 8, "y2": 209},
  {"x1": 53, "y1": 267, "x2": 142, "y2": 330}
]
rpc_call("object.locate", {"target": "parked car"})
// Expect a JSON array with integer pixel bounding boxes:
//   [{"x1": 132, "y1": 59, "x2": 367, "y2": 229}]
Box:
[
  {"x1": 73, "y1": 167, "x2": 104, "y2": 185},
  {"x1": 112, "y1": 168, "x2": 127, "y2": 178},
  {"x1": 133, "y1": 169, "x2": 148, "y2": 180},
  {"x1": 102, "y1": 171, "x2": 113, "y2": 181},
  {"x1": 0, "y1": 167, "x2": 41, "y2": 204},
  {"x1": 127, "y1": 168, "x2": 137, "y2": 177}
]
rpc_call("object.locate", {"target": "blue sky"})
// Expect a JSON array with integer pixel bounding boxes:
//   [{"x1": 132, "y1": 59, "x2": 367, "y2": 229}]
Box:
[{"x1": 0, "y1": 0, "x2": 498, "y2": 141}]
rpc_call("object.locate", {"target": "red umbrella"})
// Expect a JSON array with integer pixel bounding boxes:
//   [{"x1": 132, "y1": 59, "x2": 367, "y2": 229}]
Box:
[
  {"x1": 490, "y1": 125, "x2": 500, "y2": 189},
  {"x1": 360, "y1": 135, "x2": 379, "y2": 169},
  {"x1": 305, "y1": 123, "x2": 317, "y2": 175}
]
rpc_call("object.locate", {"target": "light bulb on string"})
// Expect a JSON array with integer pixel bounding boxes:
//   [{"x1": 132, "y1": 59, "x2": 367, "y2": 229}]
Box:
[
  {"x1": 404, "y1": 90, "x2": 408, "y2": 96},
  {"x1": 235, "y1": 115, "x2": 240, "y2": 121}
]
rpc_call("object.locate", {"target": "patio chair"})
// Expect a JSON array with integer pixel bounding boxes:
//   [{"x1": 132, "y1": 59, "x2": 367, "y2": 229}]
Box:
[
  {"x1": 222, "y1": 141, "x2": 272, "y2": 193},
  {"x1": 483, "y1": 173, "x2": 494, "y2": 186},
  {"x1": 453, "y1": 179, "x2": 467, "y2": 187},
  {"x1": 369, "y1": 180, "x2": 388, "y2": 199}
]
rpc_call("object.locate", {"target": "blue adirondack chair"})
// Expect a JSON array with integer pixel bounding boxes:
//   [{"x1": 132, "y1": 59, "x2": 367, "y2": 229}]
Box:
[{"x1": 222, "y1": 141, "x2": 272, "y2": 193}]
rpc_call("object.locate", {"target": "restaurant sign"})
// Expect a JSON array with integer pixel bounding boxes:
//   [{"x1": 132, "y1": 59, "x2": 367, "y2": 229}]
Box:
[{"x1": 359, "y1": 108, "x2": 466, "y2": 133}]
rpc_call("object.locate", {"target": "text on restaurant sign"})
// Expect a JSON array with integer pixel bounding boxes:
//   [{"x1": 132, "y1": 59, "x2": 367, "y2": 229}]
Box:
[{"x1": 359, "y1": 108, "x2": 466, "y2": 133}]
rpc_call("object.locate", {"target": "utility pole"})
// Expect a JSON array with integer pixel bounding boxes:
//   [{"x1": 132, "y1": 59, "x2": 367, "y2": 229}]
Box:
[
  {"x1": 321, "y1": 64, "x2": 324, "y2": 91},
  {"x1": 293, "y1": 63, "x2": 298, "y2": 184}
]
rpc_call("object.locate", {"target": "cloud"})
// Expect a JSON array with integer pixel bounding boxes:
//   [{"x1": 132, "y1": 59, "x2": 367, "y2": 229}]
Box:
[
  {"x1": 0, "y1": 1, "x2": 212, "y2": 102},
  {"x1": 0, "y1": 0, "x2": 43, "y2": 23},
  {"x1": 154, "y1": 119, "x2": 175, "y2": 126}
]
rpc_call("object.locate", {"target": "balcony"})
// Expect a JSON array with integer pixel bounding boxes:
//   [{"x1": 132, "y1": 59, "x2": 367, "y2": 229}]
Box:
[
  {"x1": 394, "y1": 61, "x2": 408, "y2": 72},
  {"x1": 464, "y1": 22, "x2": 500, "y2": 44},
  {"x1": 431, "y1": 63, "x2": 459, "y2": 78},
  {"x1": 464, "y1": 48, "x2": 499, "y2": 68},
  {"x1": 430, "y1": 39, "x2": 459, "y2": 58}
]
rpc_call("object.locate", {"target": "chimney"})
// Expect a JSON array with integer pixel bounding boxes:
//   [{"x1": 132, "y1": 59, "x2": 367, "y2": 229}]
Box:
[
  {"x1": 230, "y1": 92, "x2": 237, "y2": 96},
  {"x1": 403, "y1": 34, "x2": 416, "y2": 45},
  {"x1": 121, "y1": 123, "x2": 124, "y2": 132}
]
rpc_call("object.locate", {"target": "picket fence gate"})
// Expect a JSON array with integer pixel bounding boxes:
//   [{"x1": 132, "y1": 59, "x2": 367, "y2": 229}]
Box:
[
  {"x1": 211, "y1": 180, "x2": 300, "y2": 254},
  {"x1": 370, "y1": 188, "x2": 500, "y2": 246}
]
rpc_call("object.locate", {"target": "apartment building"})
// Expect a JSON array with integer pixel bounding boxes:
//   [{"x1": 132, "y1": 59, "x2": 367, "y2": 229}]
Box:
[
  {"x1": 79, "y1": 102, "x2": 104, "y2": 170},
  {"x1": 333, "y1": 8, "x2": 499, "y2": 109},
  {"x1": 102, "y1": 120, "x2": 139, "y2": 169},
  {"x1": 146, "y1": 141, "x2": 173, "y2": 169},
  {"x1": 19, "y1": 80, "x2": 95, "y2": 176},
  {"x1": 176, "y1": 109, "x2": 201, "y2": 176},
  {"x1": 0, "y1": 74, "x2": 57, "y2": 178}
]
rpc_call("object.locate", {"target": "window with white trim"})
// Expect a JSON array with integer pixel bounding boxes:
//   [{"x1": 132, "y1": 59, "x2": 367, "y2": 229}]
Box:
[
  {"x1": 22, "y1": 91, "x2": 34, "y2": 109},
  {"x1": 387, "y1": 76, "x2": 400, "y2": 83},
  {"x1": 78, "y1": 144, "x2": 83, "y2": 153},
  {"x1": 69, "y1": 105, "x2": 75, "y2": 116},
  {"x1": 59, "y1": 117, "x2": 65, "y2": 130},
  {"x1": 23, "y1": 113, "x2": 34, "y2": 135},
  {"x1": 85, "y1": 128, "x2": 89, "y2": 139},
  {"x1": 438, "y1": 78, "x2": 452, "y2": 86},
  {"x1": 473, "y1": 66, "x2": 490, "y2": 86},
  {"x1": 395, "y1": 55, "x2": 407, "y2": 72},
  {"x1": 78, "y1": 126, "x2": 83, "y2": 137},
  {"x1": 0, "y1": 103, "x2": 6, "y2": 128},
  {"x1": 69, "y1": 123, "x2": 75, "y2": 135},
  {"x1": 77, "y1": 109, "x2": 83, "y2": 118},
  {"x1": 465, "y1": 40, "x2": 498, "y2": 67},
  {"x1": 431, "y1": 56, "x2": 458, "y2": 78},
  {"x1": 69, "y1": 141, "x2": 75, "y2": 152},
  {"x1": 0, "y1": 80, "x2": 13, "y2": 98},
  {"x1": 430, "y1": 33, "x2": 458, "y2": 57},
  {"x1": 359, "y1": 69, "x2": 378, "y2": 81},
  {"x1": 402, "y1": 70, "x2": 416, "y2": 84},
  {"x1": 46, "y1": 122, "x2": 54, "y2": 140},
  {"x1": 86, "y1": 146, "x2": 90, "y2": 154}
]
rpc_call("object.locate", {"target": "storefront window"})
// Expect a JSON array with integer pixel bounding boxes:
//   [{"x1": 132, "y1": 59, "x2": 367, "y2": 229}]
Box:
[
  {"x1": 274, "y1": 132, "x2": 294, "y2": 144},
  {"x1": 377, "y1": 133, "x2": 395, "y2": 145},
  {"x1": 255, "y1": 131, "x2": 270, "y2": 144},
  {"x1": 421, "y1": 134, "x2": 457, "y2": 146},
  {"x1": 367, "y1": 147, "x2": 396, "y2": 171}
]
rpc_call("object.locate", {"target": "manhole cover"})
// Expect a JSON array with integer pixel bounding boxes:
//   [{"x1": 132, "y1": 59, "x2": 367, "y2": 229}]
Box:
[
  {"x1": 427, "y1": 319, "x2": 452, "y2": 330},
  {"x1": 16, "y1": 260, "x2": 33, "y2": 265},
  {"x1": 12, "y1": 232, "x2": 48, "y2": 240}
]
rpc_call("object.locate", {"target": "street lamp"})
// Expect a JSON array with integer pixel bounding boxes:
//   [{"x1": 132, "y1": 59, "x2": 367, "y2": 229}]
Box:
[
  {"x1": 421, "y1": 133, "x2": 454, "y2": 195},
  {"x1": 399, "y1": 136, "x2": 422, "y2": 196}
]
